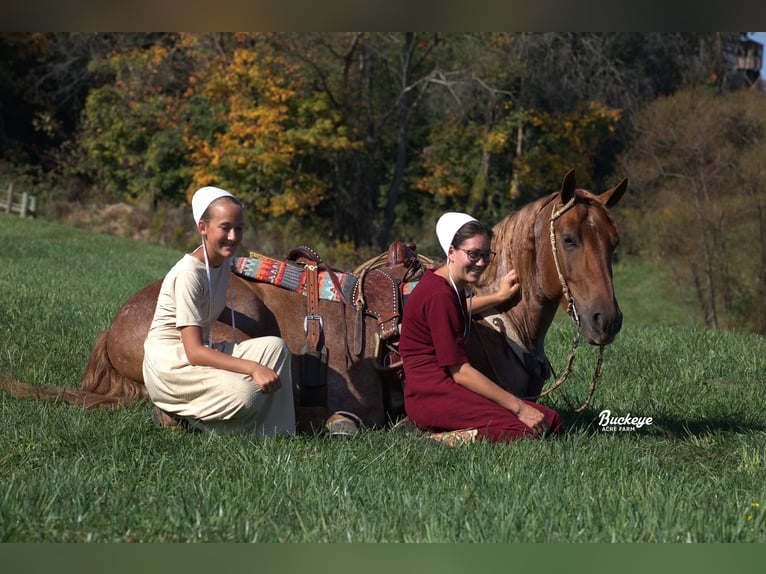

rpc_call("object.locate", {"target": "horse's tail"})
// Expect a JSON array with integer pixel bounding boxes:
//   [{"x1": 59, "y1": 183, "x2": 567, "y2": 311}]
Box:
[
  {"x1": 0, "y1": 372, "x2": 126, "y2": 410},
  {"x1": 80, "y1": 331, "x2": 148, "y2": 405},
  {"x1": 1, "y1": 331, "x2": 148, "y2": 411}
]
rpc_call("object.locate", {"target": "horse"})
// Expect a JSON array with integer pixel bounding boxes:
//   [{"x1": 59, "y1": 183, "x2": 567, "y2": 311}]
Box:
[
  {"x1": 1, "y1": 169, "x2": 626, "y2": 429},
  {"x1": 469, "y1": 169, "x2": 625, "y2": 405}
]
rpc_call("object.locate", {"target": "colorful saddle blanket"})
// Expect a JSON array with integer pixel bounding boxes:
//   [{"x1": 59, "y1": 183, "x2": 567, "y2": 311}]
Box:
[{"x1": 232, "y1": 254, "x2": 418, "y2": 303}]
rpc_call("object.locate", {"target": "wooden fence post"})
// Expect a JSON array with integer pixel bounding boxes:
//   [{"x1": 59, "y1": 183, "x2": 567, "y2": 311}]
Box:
[{"x1": 4, "y1": 182, "x2": 11, "y2": 214}]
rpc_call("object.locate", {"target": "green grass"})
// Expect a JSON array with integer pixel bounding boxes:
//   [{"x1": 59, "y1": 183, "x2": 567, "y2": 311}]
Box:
[
  {"x1": 1, "y1": 212, "x2": 766, "y2": 542},
  {"x1": 612, "y1": 255, "x2": 702, "y2": 329}
]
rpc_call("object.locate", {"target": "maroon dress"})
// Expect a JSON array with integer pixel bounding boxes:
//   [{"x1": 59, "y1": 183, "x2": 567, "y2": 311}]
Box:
[{"x1": 399, "y1": 269, "x2": 561, "y2": 442}]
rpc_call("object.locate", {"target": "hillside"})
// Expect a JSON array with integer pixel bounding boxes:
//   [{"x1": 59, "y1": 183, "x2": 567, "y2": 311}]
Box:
[{"x1": 2, "y1": 212, "x2": 766, "y2": 544}]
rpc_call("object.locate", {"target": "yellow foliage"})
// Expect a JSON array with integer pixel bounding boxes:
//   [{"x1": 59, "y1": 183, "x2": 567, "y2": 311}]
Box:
[
  {"x1": 514, "y1": 101, "x2": 622, "y2": 194},
  {"x1": 177, "y1": 41, "x2": 357, "y2": 217}
]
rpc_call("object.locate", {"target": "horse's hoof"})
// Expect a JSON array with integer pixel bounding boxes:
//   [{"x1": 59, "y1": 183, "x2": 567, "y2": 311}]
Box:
[{"x1": 324, "y1": 411, "x2": 361, "y2": 437}]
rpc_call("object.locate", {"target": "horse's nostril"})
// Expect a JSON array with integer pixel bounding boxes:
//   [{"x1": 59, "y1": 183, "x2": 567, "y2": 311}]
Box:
[
  {"x1": 591, "y1": 309, "x2": 622, "y2": 334},
  {"x1": 593, "y1": 312, "x2": 602, "y2": 331}
]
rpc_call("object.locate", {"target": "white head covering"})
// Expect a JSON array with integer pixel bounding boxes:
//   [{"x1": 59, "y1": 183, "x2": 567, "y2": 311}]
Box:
[
  {"x1": 435, "y1": 212, "x2": 477, "y2": 257},
  {"x1": 192, "y1": 186, "x2": 235, "y2": 225}
]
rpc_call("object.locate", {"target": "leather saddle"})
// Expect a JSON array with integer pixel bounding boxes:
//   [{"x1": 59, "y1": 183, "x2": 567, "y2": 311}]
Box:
[
  {"x1": 352, "y1": 242, "x2": 427, "y2": 421},
  {"x1": 282, "y1": 241, "x2": 429, "y2": 422},
  {"x1": 352, "y1": 242, "x2": 423, "y2": 347}
]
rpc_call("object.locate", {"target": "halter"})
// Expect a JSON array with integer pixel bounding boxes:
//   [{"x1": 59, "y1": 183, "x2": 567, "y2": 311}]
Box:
[
  {"x1": 549, "y1": 194, "x2": 579, "y2": 325},
  {"x1": 540, "y1": 193, "x2": 603, "y2": 412}
]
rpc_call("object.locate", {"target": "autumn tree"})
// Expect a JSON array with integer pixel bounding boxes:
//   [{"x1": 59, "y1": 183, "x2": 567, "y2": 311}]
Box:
[
  {"x1": 184, "y1": 33, "x2": 357, "y2": 221},
  {"x1": 619, "y1": 87, "x2": 766, "y2": 334},
  {"x1": 271, "y1": 32, "x2": 443, "y2": 248},
  {"x1": 2, "y1": 32, "x2": 755, "y2": 262},
  {"x1": 74, "y1": 33, "x2": 196, "y2": 203},
  {"x1": 412, "y1": 33, "x2": 624, "y2": 227},
  {"x1": 73, "y1": 32, "x2": 357, "y2": 223}
]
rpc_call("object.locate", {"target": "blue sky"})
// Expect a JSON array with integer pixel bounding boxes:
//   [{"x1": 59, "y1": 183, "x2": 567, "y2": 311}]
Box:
[{"x1": 748, "y1": 32, "x2": 766, "y2": 77}]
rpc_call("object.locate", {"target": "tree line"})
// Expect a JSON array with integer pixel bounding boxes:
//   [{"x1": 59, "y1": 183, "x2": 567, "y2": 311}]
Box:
[{"x1": 2, "y1": 32, "x2": 765, "y2": 333}]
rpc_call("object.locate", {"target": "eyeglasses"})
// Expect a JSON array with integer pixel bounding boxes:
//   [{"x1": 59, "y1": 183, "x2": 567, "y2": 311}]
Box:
[{"x1": 457, "y1": 248, "x2": 496, "y2": 263}]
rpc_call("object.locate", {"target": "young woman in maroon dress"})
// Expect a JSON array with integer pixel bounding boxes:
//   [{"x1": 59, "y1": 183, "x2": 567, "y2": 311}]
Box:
[{"x1": 399, "y1": 212, "x2": 561, "y2": 442}]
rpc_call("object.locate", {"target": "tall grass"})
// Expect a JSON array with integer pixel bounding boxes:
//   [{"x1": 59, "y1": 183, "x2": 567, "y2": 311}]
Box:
[{"x1": 1, "y1": 213, "x2": 765, "y2": 542}]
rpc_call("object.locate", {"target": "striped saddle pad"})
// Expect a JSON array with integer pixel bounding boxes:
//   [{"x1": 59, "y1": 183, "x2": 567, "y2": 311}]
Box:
[{"x1": 232, "y1": 253, "x2": 418, "y2": 304}]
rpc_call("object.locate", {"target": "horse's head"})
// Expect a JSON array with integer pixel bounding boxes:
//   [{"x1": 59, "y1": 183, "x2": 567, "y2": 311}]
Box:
[{"x1": 543, "y1": 169, "x2": 626, "y2": 345}]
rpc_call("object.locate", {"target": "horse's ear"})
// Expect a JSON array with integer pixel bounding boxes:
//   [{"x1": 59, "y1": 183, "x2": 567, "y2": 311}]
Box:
[
  {"x1": 560, "y1": 169, "x2": 577, "y2": 203},
  {"x1": 598, "y1": 177, "x2": 628, "y2": 208}
]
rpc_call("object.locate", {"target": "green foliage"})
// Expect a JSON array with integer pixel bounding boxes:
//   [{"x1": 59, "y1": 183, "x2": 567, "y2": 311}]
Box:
[
  {"x1": 415, "y1": 122, "x2": 488, "y2": 200},
  {"x1": 68, "y1": 33, "x2": 361, "y2": 227},
  {"x1": 77, "y1": 86, "x2": 188, "y2": 203},
  {"x1": 513, "y1": 102, "x2": 623, "y2": 201}
]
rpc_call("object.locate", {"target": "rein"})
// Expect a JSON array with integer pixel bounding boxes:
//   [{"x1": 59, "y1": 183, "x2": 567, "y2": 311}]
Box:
[{"x1": 539, "y1": 194, "x2": 603, "y2": 412}]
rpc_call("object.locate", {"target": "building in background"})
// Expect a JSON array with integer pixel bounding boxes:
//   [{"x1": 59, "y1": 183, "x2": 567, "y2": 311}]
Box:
[{"x1": 735, "y1": 36, "x2": 763, "y2": 88}]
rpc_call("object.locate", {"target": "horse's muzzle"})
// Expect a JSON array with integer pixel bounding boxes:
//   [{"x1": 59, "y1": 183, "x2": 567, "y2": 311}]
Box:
[{"x1": 583, "y1": 304, "x2": 623, "y2": 346}]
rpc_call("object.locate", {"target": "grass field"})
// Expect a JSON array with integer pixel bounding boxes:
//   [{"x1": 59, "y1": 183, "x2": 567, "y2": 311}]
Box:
[{"x1": 1, "y1": 212, "x2": 765, "y2": 543}]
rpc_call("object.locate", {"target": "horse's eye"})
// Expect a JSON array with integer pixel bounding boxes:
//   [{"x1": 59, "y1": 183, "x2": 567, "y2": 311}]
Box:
[{"x1": 562, "y1": 234, "x2": 578, "y2": 248}]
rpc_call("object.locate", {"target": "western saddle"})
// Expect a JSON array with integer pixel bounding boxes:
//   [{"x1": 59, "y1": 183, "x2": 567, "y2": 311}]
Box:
[{"x1": 234, "y1": 241, "x2": 431, "y2": 424}]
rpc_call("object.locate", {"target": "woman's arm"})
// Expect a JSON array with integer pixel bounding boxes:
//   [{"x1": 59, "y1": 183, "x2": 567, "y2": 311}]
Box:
[
  {"x1": 448, "y1": 362, "x2": 548, "y2": 436},
  {"x1": 472, "y1": 269, "x2": 520, "y2": 314},
  {"x1": 180, "y1": 325, "x2": 282, "y2": 393}
]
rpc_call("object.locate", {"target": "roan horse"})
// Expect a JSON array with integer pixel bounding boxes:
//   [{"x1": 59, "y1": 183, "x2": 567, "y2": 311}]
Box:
[{"x1": 2, "y1": 169, "x2": 626, "y2": 429}]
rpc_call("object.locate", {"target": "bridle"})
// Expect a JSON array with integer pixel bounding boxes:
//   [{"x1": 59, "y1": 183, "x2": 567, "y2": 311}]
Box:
[
  {"x1": 549, "y1": 195, "x2": 579, "y2": 326},
  {"x1": 537, "y1": 193, "x2": 604, "y2": 412}
]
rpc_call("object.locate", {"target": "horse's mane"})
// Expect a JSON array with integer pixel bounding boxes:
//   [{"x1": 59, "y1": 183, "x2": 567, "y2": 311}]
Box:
[
  {"x1": 478, "y1": 189, "x2": 618, "y2": 297},
  {"x1": 478, "y1": 192, "x2": 558, "y2": 294}
]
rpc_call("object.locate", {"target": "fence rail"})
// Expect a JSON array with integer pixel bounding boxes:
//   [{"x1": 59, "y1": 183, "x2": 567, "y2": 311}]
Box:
[{"x1": 0, "y1": 183, "x2": 37, "y2": 218}]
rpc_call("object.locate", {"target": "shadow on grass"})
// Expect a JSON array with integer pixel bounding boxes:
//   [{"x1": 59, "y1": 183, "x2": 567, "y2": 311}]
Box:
[
  {"x1": 559, "y1": 407, "x2": 766, "y2": 438},
  {"x1": 643, "y1": 416, "x2": 766, "y2": 438}
]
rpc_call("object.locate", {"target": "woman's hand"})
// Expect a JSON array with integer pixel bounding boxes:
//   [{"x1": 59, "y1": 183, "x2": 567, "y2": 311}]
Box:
[
  {"x1": 471, "y1": 269, "x2": 522, "y2": 314},
  {"x1": 250, "y1": 363, "x2": 282, "y2": 393},
  {"x1": 515, "y1": 402, "x2": 550, "y2": 437},
  {"x1": 451, "y1": 363, "x2": 549, "y2": 438},
  {"x1": 496, "y1": 269, "x2": 521, "y2": 303}
]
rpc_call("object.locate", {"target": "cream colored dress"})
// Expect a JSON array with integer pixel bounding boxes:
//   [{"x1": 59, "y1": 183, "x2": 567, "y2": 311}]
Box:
[{"x1": 142, "y1": 254, "x2": 295, "y2": 435}]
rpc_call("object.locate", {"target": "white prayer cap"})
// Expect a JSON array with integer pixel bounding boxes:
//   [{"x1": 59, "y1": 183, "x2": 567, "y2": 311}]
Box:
[
  {"x1": 192, "y1": 186, "x2": 236, "y2": 225},
  {"x1": 435, "y1": 212, "x2": 477, "y2": 256}
]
